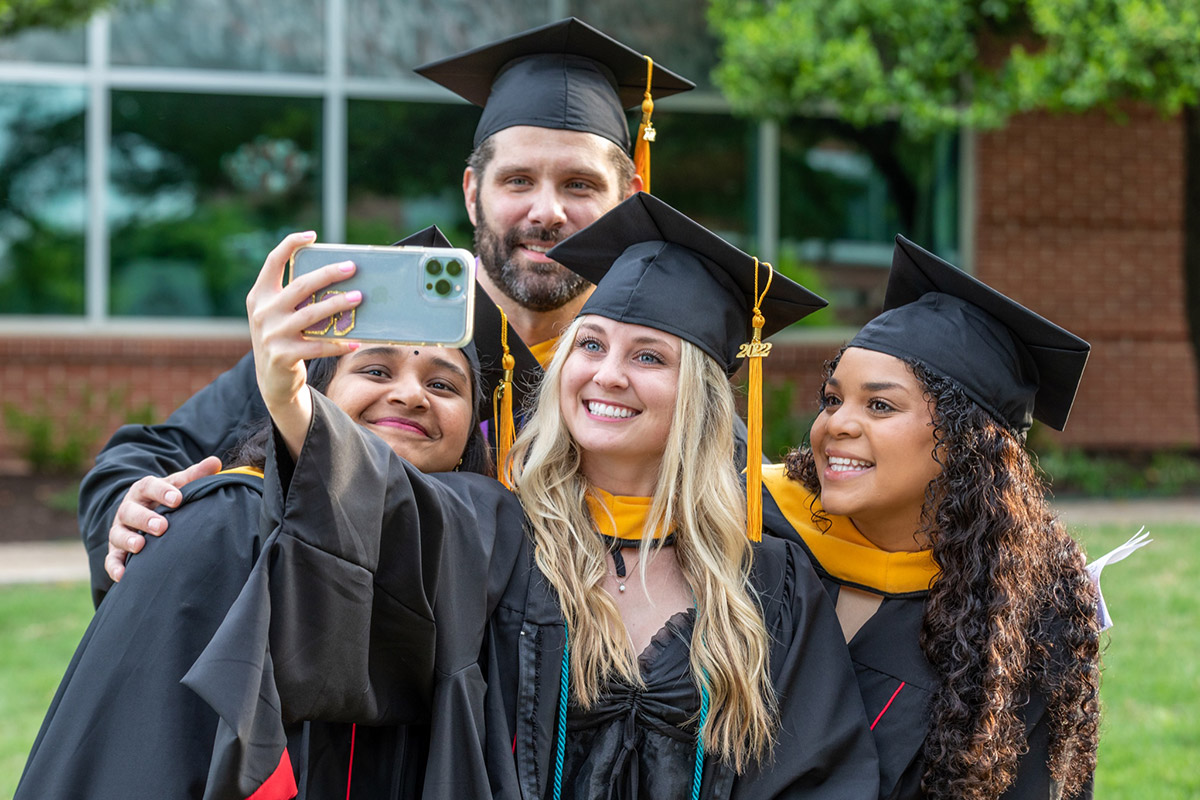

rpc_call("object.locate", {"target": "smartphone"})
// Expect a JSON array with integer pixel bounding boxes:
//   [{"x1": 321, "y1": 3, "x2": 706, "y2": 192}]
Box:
[{"x1": 288, "y1": 243, "x2": 476, "y2": 347}]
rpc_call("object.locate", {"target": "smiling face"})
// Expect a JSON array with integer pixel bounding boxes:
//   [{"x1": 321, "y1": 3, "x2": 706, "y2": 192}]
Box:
[
  {"x1": 558, "y1": 315, "x2": 681, "y2": 495},
  {"x1": 465, "y1": 125, "x2": 639, "y2": 312},
  {"x1": 323, "y1": 346, "x2": 474, "y2": 473},
  {"x1": 809, "y1": 347, "x2": 943, "y2": 551}
]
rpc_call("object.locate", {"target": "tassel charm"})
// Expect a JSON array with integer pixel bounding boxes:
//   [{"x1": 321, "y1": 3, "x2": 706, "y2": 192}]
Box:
[
  {"x1": 493, "y1": 309, "x2": 517, "y2": 488},
  {"x1": 634, "y1": 56, "x2": 655, "y2": 193},
  {"x1": 740, "y1": 259, "x2": 774, "y2": 543}
]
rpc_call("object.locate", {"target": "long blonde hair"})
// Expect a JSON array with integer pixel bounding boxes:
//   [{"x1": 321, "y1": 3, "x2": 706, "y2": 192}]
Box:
[{"x1": 506, "y1": 316, "x2": 778, "y2": 771}]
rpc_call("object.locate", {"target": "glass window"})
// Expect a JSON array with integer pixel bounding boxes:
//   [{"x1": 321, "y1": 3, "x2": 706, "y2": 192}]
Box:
[
  {"x1": 0, "y1": 24, "x2": 85, "y2": 64},
  {"x1": 346, "y1": 0, "x2": 550, "y2": 78},
  {"x1": 345, "y1": 99, "x2": 478, "y2": 246},
  {"x1": 108, "y1": 90, "x2": 321, "y2": 318},
  {"x1": 567, "y1": 1, "x2": 719, "y2": 91},
  {"x1": 652, "y1": 111, "x2": 755, "y2": 243},
  {"x1": 110, "y1": 0, "x2": 324, "y2": 72},
  {"x1": 0, "y1": 84, "x2": 87, "y2": 316},
  {"x1": 778, "y1": 122, "x2": 959, "y2": 325}
]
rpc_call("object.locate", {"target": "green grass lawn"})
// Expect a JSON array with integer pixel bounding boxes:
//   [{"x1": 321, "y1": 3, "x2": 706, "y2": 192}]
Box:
[
  {"x1": 1078, "y1": 522, "x2": 1200, "y2": 799},
  {"x1": 0, "y1": 581, "x2": 93, "y2": 796},
  {"x1": 0, "y1": 522, "x2": 1196, "y2": 798}
]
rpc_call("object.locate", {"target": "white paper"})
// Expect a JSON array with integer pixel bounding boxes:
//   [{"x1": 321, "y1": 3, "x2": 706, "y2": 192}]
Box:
[{"x1": 1085, "y1": 527, "x2": 1152, "y2": 632}]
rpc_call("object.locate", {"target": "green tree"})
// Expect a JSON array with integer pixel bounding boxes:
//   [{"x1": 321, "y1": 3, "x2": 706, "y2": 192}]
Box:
[
  {"x1": 0, "y1": 0, "x2": 127, "y2": 37},
  {"x1": 710, "y1": 0, "x2": 1200, "y2": 415}
]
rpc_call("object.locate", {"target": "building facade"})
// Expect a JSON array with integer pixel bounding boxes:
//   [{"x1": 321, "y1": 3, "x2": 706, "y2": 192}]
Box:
[{"x1": 0, "y1": 0, "x2": 1192, "y2": 470}]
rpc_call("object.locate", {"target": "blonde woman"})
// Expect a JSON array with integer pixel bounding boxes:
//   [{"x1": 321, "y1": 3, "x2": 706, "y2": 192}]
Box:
[{"x1": 224, "y1": 194, "x2": 879, "y2": 798}]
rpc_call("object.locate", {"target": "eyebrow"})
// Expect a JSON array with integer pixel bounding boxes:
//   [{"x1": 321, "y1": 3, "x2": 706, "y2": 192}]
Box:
[
  {"x1": 578, "y1": 322, "x2": 676, "y2": 350},
  {"x1": 826, "y1": 377, "x2": 909, "y2": 393}
]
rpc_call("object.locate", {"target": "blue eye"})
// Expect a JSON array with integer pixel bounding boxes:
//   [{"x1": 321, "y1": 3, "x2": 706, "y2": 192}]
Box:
[{"x1": 576, "y1": 336, "x2": 602, "y2": 352}]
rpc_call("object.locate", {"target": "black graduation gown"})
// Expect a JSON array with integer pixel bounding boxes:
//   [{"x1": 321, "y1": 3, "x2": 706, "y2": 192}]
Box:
[
  {"x1": 78, "y1": 351, "x2": 266, "y2": 606},
  {"x1": 194, "y1": 393, "x2": 879, "y2": 799},
  {"x1": 20, "y1": 467, "x2": 448, "y2": 799},
  {"x1": 15, "y1": 472, "x2": 291, "y2": 798},
  {"x1": 760, "y1": 471, "x2": 1090, "y2": 800}
]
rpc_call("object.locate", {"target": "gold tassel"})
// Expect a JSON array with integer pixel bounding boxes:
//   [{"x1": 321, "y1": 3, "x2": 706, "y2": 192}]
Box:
[
  {"x1": 737, "y1": 259, "x2": 774, "y2": 542},
  {"x1": 492, "y1": 308, "x2": 517, "y2": 488},
  {"x1": 634, "y1": 56, "x2": 655, "y2": 193}
]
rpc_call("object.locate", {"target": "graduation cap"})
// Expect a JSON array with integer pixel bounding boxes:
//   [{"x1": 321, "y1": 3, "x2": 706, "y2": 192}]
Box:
[
  {"x1": 547, "y1": 192, "x2": 828, "y2": 540},
  {"x1": 415, "y1": 17, "x2": 695, "y2": 191},
  {"x1": 848, "y1": 235, "x2": 1090, "y2": 433}
]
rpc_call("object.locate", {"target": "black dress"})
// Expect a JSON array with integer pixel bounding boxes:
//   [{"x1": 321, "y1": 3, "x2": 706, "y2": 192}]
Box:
[
  {"x1": 187, "y1": 393, "x2": 880, "y2": 798},
  {"x1": 760, "y1": 465, "x2": 1091, "y2": 800}
]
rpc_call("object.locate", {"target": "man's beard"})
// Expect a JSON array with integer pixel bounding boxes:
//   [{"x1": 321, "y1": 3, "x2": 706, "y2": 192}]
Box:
[{"x1": 473, "y1": 199, "x2": 590, "y2": 313}]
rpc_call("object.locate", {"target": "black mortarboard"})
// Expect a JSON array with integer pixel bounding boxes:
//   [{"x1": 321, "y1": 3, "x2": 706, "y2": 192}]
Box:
[
  {"x1": 547, "y1": 192, "x2": 827, "y2": 541},
  {"x1": 848, "y1": 235, "x2": 1090, "y2": 433},
  {"x1": 414, "y1": 17, "x2": 694, "y2": 152},
  {"x1": 546, "y1": 192, "x2": 827, "y2": 375}
]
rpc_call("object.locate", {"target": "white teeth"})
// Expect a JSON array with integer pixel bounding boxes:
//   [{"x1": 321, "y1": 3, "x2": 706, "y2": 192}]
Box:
[
  {"x1": 526, "y1": 245, "x2": 549, "y2": 253},
  {"x1": 587, "y1": 401, "x2": 636, "y2": 419},
  {"x1": 827, "y1": 455, "x2": 873, "y2": 472}
]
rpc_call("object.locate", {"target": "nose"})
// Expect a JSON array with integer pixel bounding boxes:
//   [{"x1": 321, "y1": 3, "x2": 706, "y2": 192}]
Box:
[
  {"x1": 824, "y1": 404, "x2": 861, "y2": 438},
  {"x1": 387, "y1": 374, "x2": 429, "y2": 409},
  {"x1": 591, "y1": 352, "x2": 629, "y2": 390},
  {"x1": 526, "y1": 184, "x2": 567, "y2": 230}
]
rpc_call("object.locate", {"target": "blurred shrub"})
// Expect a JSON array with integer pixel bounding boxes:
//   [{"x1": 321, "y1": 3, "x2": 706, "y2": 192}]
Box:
[{"x1": 1033, "y1": 438, "x2": 1200, "y2": 498}]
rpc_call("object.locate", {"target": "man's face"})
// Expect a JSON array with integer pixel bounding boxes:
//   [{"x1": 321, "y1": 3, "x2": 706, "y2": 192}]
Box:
[{"x1": 464, "y1": 125, "x2": 640, "y2": 312}]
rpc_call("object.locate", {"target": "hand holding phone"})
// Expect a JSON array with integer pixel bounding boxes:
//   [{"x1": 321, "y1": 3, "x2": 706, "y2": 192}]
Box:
[{"x1": 288, "y1": 243, "x2": 476, "y2": 347}]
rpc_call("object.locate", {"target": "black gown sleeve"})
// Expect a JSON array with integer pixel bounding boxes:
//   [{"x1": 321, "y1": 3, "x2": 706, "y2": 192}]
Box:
[
  {"x1": 183, "y1": 391, "x2": 525, "y2": 798},
  {"x1": 78, "y1": 351, "x2": 264, "y2": 606},
  {"x1": 732, "y1": 536, "x2": 881, "y2": 799}
]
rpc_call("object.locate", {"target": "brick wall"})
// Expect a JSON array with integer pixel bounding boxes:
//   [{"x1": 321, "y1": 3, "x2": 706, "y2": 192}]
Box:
[
  {"x1": 0, "y1": 336, "x2": 249, "y2": 472},
  {"x1": 974, "y1": 106, "x2": 1199, "y2": 449}
]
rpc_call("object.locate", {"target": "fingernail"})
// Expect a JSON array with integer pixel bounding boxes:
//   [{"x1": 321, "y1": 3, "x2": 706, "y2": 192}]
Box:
[
  {"x1": 165, "y1": 490, "x2": 181, "y2": 505},
  {"x1": 346, "y1": 290, "x2": 362, "y2": 303},
  {"x1": 301, "y1": 230, "x2": 317, "y2": 239},
  {"x1": 338, "y1": 261, "x2": 356, "y2": 273},
  {"x1": 148, "y1": 518, "x2": 164, "y2": 533},
  {"x1": 347, "y1": 342, "x2": 361, "y2": 351},
  {"x1": 127, "y1": 536, "x2": 138, "y2": 549}
]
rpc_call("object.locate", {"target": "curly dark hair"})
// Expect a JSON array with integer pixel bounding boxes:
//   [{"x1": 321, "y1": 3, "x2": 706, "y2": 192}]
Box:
[
  {"x1": 226, "y1": 355, "x2": 493, "y2": 477},
  {"x1": 783, "y1": 349, "x2": 1100, "y2": 800}
]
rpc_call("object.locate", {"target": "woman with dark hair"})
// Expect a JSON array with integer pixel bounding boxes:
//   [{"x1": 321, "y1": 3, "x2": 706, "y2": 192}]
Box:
[
  {"x1": 15, "y1": 231, "x2": 493, "y2": 800},
  {"x1": 761, "y1": 235, "x2": 1100, "y2": 800}
]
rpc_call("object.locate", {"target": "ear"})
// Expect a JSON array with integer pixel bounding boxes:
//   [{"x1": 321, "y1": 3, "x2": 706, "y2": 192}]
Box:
[
  {"x1": 623, "y1": 172, "x2": 644, "y2": 198},
  {"x1": 463, "y1": 167, "x2": 479, "y2": 226}
]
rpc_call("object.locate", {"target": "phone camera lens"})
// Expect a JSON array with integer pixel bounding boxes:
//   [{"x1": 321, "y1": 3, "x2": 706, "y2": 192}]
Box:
[
  {"x1": 426, "y1": 259, "x2": 443, "y2": 276},
  {"x1": 435, "y1": 279, "x2": 451, "y2": 296},
  {"x1": 445, "y1": 260, "x2": 463, "y2": 277}
]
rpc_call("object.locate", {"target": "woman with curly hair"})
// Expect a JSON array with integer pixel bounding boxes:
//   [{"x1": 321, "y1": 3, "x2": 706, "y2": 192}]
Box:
[{"x1": 761, "y1": 235, "x2": 1100, "y2": 800}]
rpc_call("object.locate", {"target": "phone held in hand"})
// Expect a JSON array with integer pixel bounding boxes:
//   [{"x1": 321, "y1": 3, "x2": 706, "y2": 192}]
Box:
[{"x1": 289, "y1": 243, "x2": 476, "y2": 348}]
